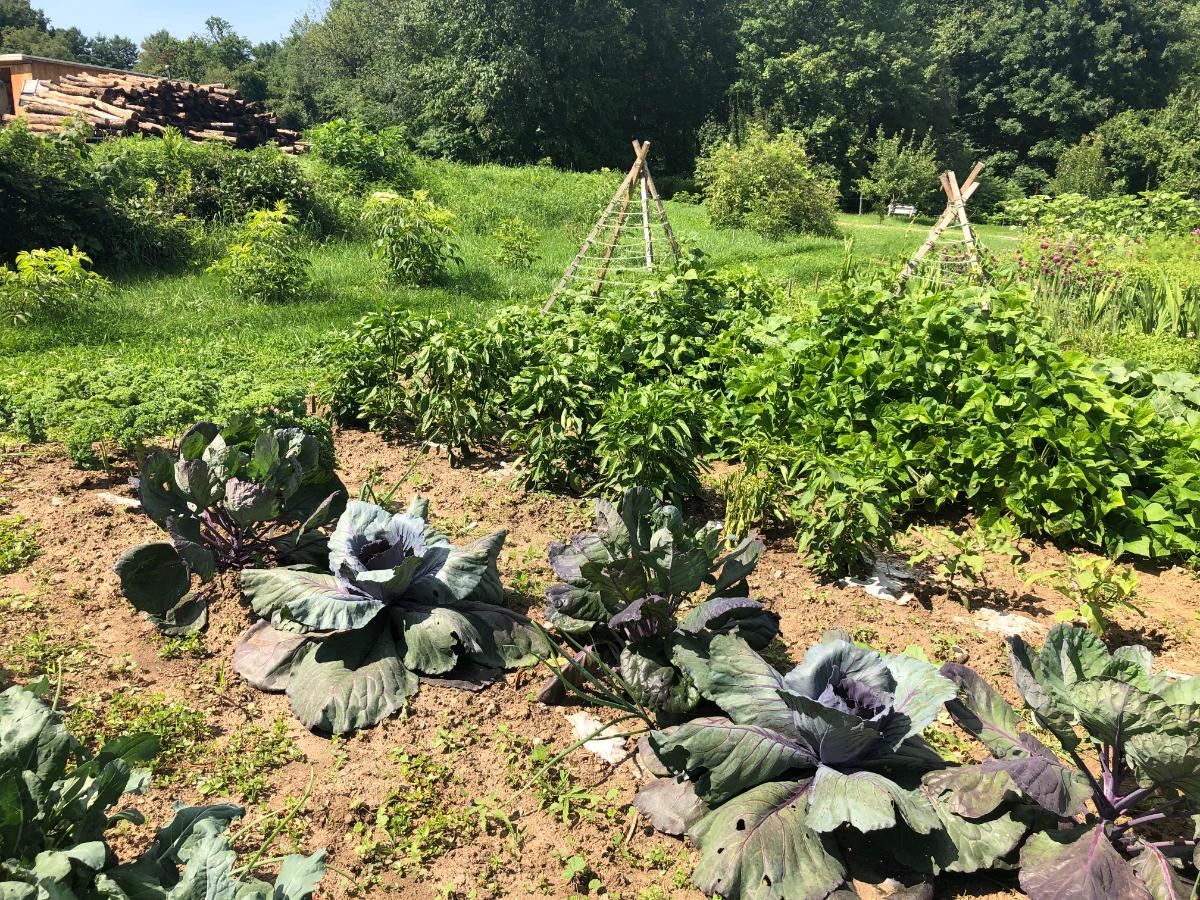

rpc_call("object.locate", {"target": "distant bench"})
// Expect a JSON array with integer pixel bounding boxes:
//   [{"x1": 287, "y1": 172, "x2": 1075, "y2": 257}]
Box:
[{"x1": 888, "y1": 203, "x2": 918, "y2": 217}]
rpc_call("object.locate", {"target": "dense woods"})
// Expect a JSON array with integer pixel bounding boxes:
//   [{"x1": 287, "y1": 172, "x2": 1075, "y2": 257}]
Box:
[{"x1": 3, "y1": 0, "x2": 1199, "y2": 188}]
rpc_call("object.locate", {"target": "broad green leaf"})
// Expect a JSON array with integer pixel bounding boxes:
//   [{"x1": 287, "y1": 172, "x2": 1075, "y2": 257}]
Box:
[
  {"x1": 899, "y1": 798, "x2": 1026, "y2": 875},
  {"x1": 619, "y1": 645, "x2": 700, "y2": 715},
  {"x1": 286, "y1": 619, "x2": 417, "y2": 733},
  {"x1": 805, "y1": 767, "x2": 938, "y2": 834},
  {"x1": 702, "y1": 633, "x2": 800, "y2": 738},
  {"x1": 0, "y1": 685, "x2": 73, "y2": 787},
  {"x1": 651, "y1": 717, "x2": 816, "y2": 805},
  {"x1": 1067, "y1": 678, "x2": 1169, "y2": 742},
  {"x1": 272, "y1": 850, "x2": 326, "y2": 899},
  {"x1": 940, "y1": 662, "x2": 1025, "y2": 758},
  {"x1": 241, "y1": 568, "x2": 382, "y2": 633},
  {"x1": 880, "y1": 654, "x2": 957, "y2": 746},
  {"x1": 689, "y1": 779, "x2": 845, "y2": 900},
  {"x1": 922, "y1": 764, "x2": 1015, "y2": 818}
]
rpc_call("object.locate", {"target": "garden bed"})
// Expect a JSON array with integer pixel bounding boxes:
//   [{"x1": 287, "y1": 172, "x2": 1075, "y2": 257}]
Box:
[{"x1": 2, "y1": 428, "x2": 1197, "y2": 899}]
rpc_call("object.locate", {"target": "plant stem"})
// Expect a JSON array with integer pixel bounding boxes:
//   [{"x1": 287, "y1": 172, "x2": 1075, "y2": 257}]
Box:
[{"x1": 1114, "y1": 785, "x2": 1157, "y2": 814}]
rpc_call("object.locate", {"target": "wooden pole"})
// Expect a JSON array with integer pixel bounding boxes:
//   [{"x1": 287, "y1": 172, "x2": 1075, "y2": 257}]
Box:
[
  {"x1": 542, "y1": 140, "x2": 650, "y2": 314},
  {"x1": 633, "y1": 140, "x2": 681, "y2": 262},
  {"x1": 895, "y1": 164, "x2": 984, "y2": 289},
  {"x1": 640, "y1": 173, "x2": 654, "y2": 269},
  {"x1": 593, "y1": 187, "x2": 635, "y2": 296}
]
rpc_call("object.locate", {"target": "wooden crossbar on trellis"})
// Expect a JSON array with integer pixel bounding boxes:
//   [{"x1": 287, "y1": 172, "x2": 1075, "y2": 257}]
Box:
[
  {"x1": 542, "y1": 139, "x2": 682, "y2": 314},
  {"x1": 896, "y1": 162, "x2": 986, "y2": 289}
]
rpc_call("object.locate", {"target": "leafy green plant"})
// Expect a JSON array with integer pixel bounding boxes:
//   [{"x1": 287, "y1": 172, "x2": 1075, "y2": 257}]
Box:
[
  {"x1": 936, "y1": 625, "x2": 1200, "y2": 898},
  {"x1": 0, "y1": 246, "x2": 108, "y2": 325},
  {"x1": 233, "y1": 497, "x2": 549, "y2": 733},
  {"x1": 207, "y1": 202, "x2": 311, "y2": 304},
  {"x1": 363, "y1": 190, "x2": 462, "y2": 285},
  {"x1": 0, "y1": 360, "x2": 317, "y2": 470},
  {"x1": 69, "y1": 688, "x2": 211, "y2": 778},
  {"x1": 697, "y1": 126, "x2": 841, "y2": 239},
  {"x1": 1026, "y1": 554, "x2": 1144, "y2": 636},
  {"x1": 636, "y1": 632, "x2": 1024, "y2": 898},
  {"x1": 1001, "y1": 190, "x2": 1200, "y2": 239},
  {"x1": 539, "y1": 488, "x2": 771, "y2": 718},
  {"x1": 0, "y1": 687, "x2": 325, "y2": 898},
  {"x1": 909, "y1": 518, "x2": 1023, "y2": 608},
  {"x1": 0, "y1": 516, "x2": 38, "y2": 574},
  {"x1": 113, "y1": 421, "x2": 347, "y2": 635},
  {"x1": 199, "y1": 717, "x2": 304, "y2": 803},
  {"x1": 857, "y1": 127, "x2": 941, "y2": 220},
  {"x1": 306, "y1": 118, "x2": 414, "y2": 189},
  {"x1": 489, "y1": 215, "x2": 538, "y2": 269}
]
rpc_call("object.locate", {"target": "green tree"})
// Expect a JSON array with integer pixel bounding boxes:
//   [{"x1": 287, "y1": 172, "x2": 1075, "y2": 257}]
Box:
[
  {"x1": 934, "y1": 0, "x2": 1194, "y2": 187},
  {"x1": 1050, "y1": 133, "x2": 1113, "y2": 198},
  {"x1": 731, "y1": 0, "x2": 948, "y2": 175},
  {"x1": 857, "y1": 128, "x2": 940, "y2": 218}
]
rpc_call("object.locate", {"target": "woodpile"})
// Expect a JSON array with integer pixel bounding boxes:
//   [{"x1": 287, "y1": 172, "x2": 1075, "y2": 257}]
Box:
[{"x1": 1, "y1": 71, "x2": 304, "y2": 151}]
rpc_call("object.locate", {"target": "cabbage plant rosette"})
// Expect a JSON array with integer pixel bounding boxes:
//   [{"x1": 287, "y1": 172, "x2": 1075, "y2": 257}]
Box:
[
  {"x1": 233, "y1": 498, "x2": 550, "y2": 733},
  {"x1": 635, "y1": 632, "x2": 1027, "y2": 899}
]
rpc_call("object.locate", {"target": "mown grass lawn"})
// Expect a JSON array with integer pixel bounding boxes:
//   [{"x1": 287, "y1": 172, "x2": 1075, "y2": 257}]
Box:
[{"x1": 0, "y1": 158, "x2": 1017, "y2": 391}]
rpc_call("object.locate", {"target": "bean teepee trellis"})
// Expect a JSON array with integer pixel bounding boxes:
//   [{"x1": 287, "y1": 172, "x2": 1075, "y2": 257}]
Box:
[
  {"x1": 543, "y1": 139, "x2": 682, "y2": 314},
  {"x1": 896, "y1": 162, "x2": 986, "y2": 288}
]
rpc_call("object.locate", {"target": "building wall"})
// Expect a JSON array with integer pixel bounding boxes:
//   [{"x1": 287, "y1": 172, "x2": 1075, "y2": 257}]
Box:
[{"x1": 2, "y1": 59, "x2": 128, "y2": 118}]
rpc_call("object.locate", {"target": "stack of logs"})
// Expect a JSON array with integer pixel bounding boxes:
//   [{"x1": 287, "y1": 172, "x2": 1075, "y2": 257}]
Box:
[{"x1": 1, "y1": 71, "x2": 303, "y2": 151}]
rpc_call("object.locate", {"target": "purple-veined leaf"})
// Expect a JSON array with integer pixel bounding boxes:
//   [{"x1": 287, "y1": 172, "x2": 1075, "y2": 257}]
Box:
[
  {"x1": 1019, "y1": 825, "x2": 1152, "y2": 900},
  {"x1": 1129, "y1": 842, "x2": 1195, "y2": 900},
  {"x1": 650, "y1": 716, "x2": 816, "y2": 805},
  {"x1": 634, "y1": 777, "x2": 709, "y2": 836},
  {"x1": 232, "y1": 620, "x2": 316, "y2": 692},
  {"x1": 940, "y1": 662, "x2": 1026, "y2": 758}
]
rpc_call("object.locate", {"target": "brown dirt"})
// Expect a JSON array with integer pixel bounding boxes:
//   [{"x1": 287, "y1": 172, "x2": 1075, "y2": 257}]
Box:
[{"x1": 2, "y1": 429, "x2": 1198, "y2": 900}]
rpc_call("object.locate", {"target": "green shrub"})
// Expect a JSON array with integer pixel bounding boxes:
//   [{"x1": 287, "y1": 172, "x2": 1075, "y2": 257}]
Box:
[
  {"x1": 723, "y1": 277, "x2": 1200, "y2": 568},
  {"x1": 207, "y1": 202, "x2": 311, "y2": 303},
  {"x1": 1050, "y1": 133, "x2": 1113, "y2": 199},
  {"x1": 362, "y1": 190, "x2": 462, "y2": 285},
  {"x1": 1001, "y1": 190, "x2": 1200, "y2": 238},
  {"x1": 489, "y1": 215, "x2": 539, "y2": 269},
  {"x1": 1092, "y1": 329, "x2": 1200, "y2": 372},
  {"x1": 0, "y1": 247, "x2": 108, "y2": 325},
  {"x1": 857, "y1": 127, "x2": 941, "y2": 219},
  {"x1": 319, "y1": 255, "x2": 778, "y2": 498},
  {"x1": 306, "y1": 118, "x2": 414, "y2": 188},
  {"x1": 697, "y1": 126, "x2": 841, "y2": 239},
  {"x1": 0, "y1": 123, "x2": 111, "y2": 262}
]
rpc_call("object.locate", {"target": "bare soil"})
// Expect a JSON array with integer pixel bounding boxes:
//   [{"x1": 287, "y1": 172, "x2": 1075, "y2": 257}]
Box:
[{"x1": 2, "y1": 429, "x2": 1197, "y2": 900}]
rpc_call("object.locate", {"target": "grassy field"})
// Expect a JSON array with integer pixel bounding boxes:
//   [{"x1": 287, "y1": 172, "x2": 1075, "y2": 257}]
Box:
[{"x1": 0, "y1": 159, "x2": 1016, "y2": 389}]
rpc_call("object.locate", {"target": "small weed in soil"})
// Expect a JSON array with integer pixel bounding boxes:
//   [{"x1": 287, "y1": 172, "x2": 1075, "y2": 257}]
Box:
[
  {"x1": 2, "y1": 626, "x2": 92, "y2": 682},
  {"x1": 0, "y1": 516, "x2": 38, "y2": 574},
  {"x1": 157, "y1": 631, "x2": 208, "y2": 660},
  {"x1": 200, "y1": 716, "x2": 304, "y2": 803},
  {"x1": 351, "y1": 751, "x2": 469, "y2": 879},
  {"x1": 71, "y1": 688, "x2": 212, "y2": 778}
]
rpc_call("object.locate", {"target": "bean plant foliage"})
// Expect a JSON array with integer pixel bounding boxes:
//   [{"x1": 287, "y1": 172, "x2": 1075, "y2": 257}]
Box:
[
  {"x1": 114, "y1": 421, "x2": 347, "y2": 635},
  {"x1": 636, "y1": 632, "x2": 1026, "y2": 899},
  {"x1": 0, "y1": 684, "x2": 325, "y2": 899},
  {"x1": 233, "y1": 497, "x2": 551, "y2": 734},
  {"x1": 936, "y1": 624, "x2": 1200, "y2": 899},
  {"x1": 539, "y1": 487, "x2": 775, "y2": 717}
]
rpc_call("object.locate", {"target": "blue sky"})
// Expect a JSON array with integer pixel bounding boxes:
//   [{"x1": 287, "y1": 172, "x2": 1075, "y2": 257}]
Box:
[{"x1": 37, "y1": 0, "x2": 322, "y2": 45}]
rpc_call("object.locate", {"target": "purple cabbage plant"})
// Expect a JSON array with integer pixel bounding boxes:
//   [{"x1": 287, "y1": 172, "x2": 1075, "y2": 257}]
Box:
[
  {"x1": 540, "y1": 487, "x2": 775, "y2": 718},
  {"x1": 232, "y1": 497, "x2": 550, "y2": 734},
  {"x1": 931, "y1": 624, "x2": 1200, "y2": 899},
  {"x1": 635, "y1": 631, "x2": 1026, "y2": 898},
  {"x1": 114, "y1": 421, "x2": 346, "y2": 635}
]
